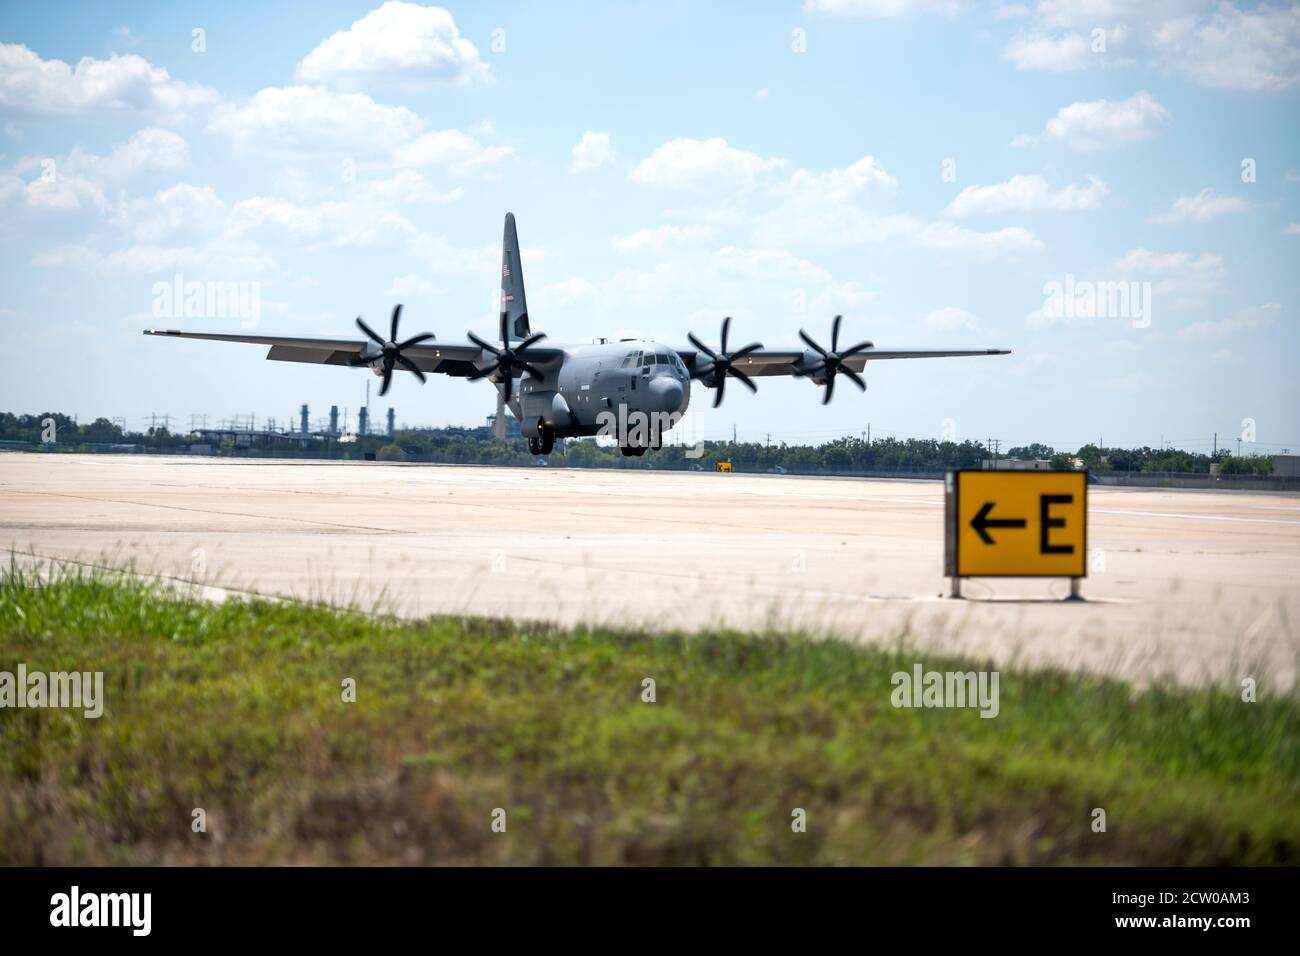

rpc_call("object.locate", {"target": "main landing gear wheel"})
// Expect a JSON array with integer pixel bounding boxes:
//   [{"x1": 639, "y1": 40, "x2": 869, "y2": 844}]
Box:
[{"x1": 529, "y1": 427, "x2": 555, "y2": 455}]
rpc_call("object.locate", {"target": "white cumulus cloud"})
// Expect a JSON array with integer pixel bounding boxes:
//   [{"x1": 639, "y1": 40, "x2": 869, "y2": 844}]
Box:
[
  {"x1": 0, "y1": 43, "x2": 218, "y2": 121},
  {"x1": 612, "y1": 224, "x2": 714, "y2": 254},
  {"x1": 1014, "y1": 90, "x2": 1171, "y2": 151},
  {"x1": 571, "y1": 131, "x2": 613, "y2": 172},
  {"x1": 1148, "y1": 188, "x2": 1249, "y2": 224},
  {"x1": 1003, "y1": 32, "x2": 1095, "y2": 71},
  {"x1": 945, "y1": 174, "x2": 1107, "y2": 217},
  {"x1": 355, "y1": 170, "x2": 463, "y2": 205},
  {"x1": 395, "y1": 128, "x2": 514, "y2": 174},
  {"x1": 1152, "y1": 4, "x2": 1300, "y2": 93},
  {"x1": 209, "y1": 86, "x2": 423, "y2": 156},
  {"x1": 630, "y1": 137, "x2": 785, "y2": 192},
  {"x1": 295, "y1": 2, "x2": 490, "y2": 88}
]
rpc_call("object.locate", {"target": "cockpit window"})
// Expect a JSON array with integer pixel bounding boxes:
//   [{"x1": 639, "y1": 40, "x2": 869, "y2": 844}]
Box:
[{"x1": 621, "y1": 352, "x2": 639, "y2": 368}]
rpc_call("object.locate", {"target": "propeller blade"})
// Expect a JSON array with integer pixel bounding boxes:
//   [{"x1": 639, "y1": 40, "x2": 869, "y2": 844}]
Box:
[
  {"x1": 822, "y1": 375, "x2": 836, "y2": 405},
  {"x1": 712, "y1": 376, "x2": 726, "y2": 408},
  {"x1": 517, "y1": 361, "x2": 544, "y2": 380},
  {"x1": 499, "y1": 310, "x2": 509, "y2": 345},
  {"x1": 379, "y1": 366, "x2": 393, "y2": 397},
  {"x1": 831, "y1": 314, "x2": 842, "y2": 352},
  {"x1": 730, "y1": 367, "x2": 758, "y2": 393},
  {"x1": 395, "y1": 354, "x2": 426, "y2": 383},
  {"x1": 495, "y1": 390, "x2": 506, "y2": 439},
  {"x1": 792, "y1": 361, "x2": 826, "y2": 378},
  {"x1": 349, "y1": 351, "x2": 380, "y2": 367},
  {"x1": 501, "y1": 372, "x2": 513, "y2": 404},
  {"x1": 357, "y1": 317, "x2": 385, "y2": 346},
  {"x1": 839, "y1": 340, "x2": 873, "y2": 358},
  {"x1": 720, "y1": 316, "x2": 733, "y2": 354},
  {"x1": 695, "y1": 361, "x2": 716, "y2": 379},
  {"x1": 467, "y1": 331, "x2": 499, "y2": 354},
  {"x1": 842, "y1": 367, "x2": 867, "y2": 391},
  {"x1": 799, "y1": 329, "x2": 827, "y2": 355},
  {"x1": 398, "y1": 332, "x2": 435, "y2": 350},
  {"x1": 518, "y1": 331, "x2": 547, "y2": 351},
  {"x1": 390, "y1": 304, "x2": 403, "y2": 342},
  {"x1": 687, "y1": 332, "x2": 717, "y2": 360},
  {"x1": 467, "y1": 363, "x2": 498, "y2": 381},
  {"x1": 729, "y1": 342, "x2": 763, "y2": 361}
]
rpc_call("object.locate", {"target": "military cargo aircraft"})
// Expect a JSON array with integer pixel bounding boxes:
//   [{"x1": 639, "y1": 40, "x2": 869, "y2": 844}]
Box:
[{"x1": 146, "y1": 213, "x2": 1011, "y2": 456}]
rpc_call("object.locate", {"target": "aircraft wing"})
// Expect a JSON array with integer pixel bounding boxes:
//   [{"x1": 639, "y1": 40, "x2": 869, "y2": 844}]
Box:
[
  {"x1": 675, "y1": 346, "x2": 1011, "y2": 379},
  {"x1": 142, "y1": 328, "x2": 560, "y2": 378}
]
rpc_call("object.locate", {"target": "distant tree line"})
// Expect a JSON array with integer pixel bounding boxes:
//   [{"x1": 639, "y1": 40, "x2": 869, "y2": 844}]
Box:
[
  {"x1": 0, "y1": 413, "x2": 184, "y2": 449},
  {"x1": 0, "y1": 411, "x2": 1280, "y2": 475}
]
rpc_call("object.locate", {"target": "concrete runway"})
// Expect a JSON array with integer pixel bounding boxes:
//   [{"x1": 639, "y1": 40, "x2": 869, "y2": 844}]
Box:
[{"x1": 2, "y1": 452, "x2": 1297, "y2": 688}]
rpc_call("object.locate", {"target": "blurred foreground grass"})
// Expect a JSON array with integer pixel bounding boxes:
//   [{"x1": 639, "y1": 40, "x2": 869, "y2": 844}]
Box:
[{"x1": 1, "y1": 560, "x2": 1297, "y2": 865}]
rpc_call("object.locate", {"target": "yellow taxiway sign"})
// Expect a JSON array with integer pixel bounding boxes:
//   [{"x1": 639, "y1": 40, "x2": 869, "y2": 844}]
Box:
[{"x1": 945, "y1": 470, "x2": 1087, "y2": 578}]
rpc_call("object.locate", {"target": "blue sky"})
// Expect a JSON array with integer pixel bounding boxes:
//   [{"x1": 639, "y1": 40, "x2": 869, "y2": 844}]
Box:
[{"x1": 1, "y1": 1, "x2": 1297, "y2": 453}]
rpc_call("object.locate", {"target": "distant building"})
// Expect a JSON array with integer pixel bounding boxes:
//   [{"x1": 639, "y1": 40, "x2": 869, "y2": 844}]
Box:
[
  {"x1": 983, "y1": 458, "x2": 1054, "y2": 471},
  {"x1": 1273, "y1": 455, "x2": 1300, "y2": 478}
]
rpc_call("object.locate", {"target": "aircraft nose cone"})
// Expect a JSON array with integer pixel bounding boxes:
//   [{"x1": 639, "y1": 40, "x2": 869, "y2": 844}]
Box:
[{"x1": 648, "y1": 375, "x2": 685, "y2": 413}]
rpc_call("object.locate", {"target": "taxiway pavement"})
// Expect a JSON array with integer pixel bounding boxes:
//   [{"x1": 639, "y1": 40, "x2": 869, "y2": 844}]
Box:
[{"x1": 3, "y1": 453, "x2": 1296, "y2": 688}]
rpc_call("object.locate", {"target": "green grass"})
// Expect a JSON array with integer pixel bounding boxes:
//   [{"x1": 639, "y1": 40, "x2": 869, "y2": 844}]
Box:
[{"x1": 1, "y1": 559, "x2": 1297, "y2": 865}]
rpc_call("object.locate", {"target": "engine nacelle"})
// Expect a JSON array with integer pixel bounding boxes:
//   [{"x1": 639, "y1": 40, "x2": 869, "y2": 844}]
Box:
[
  {"x1": 520, "y1": 415, "x2": 546, "y2": 440},
  {"x1": 796, "y1": 350, "x2": 827, "y2": 384}
]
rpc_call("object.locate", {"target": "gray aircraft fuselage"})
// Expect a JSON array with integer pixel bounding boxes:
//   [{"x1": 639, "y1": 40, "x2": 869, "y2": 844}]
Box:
[{"x1": 504, "y1": 338, "x2": 690, "y2": 439}]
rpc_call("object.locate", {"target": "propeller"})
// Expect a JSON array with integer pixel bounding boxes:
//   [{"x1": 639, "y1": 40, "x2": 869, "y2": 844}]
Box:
[
  {"x1": 348, "y1": 304, "x2": 435, "y2": 397},
  {"x1": 467, "y1": 311, "x2": 548, "y2": 406},
  {"x1": 687, "y1": 316, "x2": 764, "y2": 408},
  {"x1": 794, "y1": 314, "x2": 872, "y2": 404}
]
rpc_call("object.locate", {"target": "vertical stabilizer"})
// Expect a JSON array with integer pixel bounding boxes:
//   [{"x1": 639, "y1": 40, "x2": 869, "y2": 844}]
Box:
[{"x1": 500, "y1": 212, "x2": 529, "y2": 340}]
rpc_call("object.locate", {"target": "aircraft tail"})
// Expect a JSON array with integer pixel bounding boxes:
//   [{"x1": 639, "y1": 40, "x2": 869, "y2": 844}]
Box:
[{"x1": 500, "y1": 212, "x2": 529, "y2": 340}]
